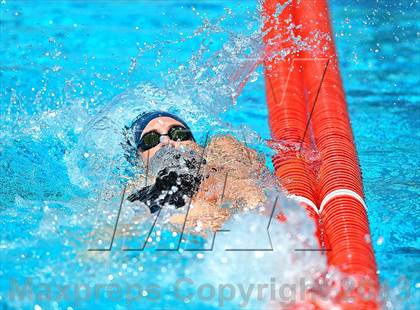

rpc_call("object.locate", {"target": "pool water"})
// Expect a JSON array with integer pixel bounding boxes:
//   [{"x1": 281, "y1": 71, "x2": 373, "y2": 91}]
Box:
[{"x1": 1, "y1": 0, "x2": 419, "y2": 309}]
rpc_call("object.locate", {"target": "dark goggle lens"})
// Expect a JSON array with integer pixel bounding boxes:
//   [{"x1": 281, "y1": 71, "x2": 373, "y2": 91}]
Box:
[
  {"x1": 139, "y1": 132, "x2": 160, "y2": 151},
  {"x1": 139, "y1": 126, "x2": 193, "y2": 152},
  {"x1": 169, "y1": 126, "x2": 192, "y2": 141}
]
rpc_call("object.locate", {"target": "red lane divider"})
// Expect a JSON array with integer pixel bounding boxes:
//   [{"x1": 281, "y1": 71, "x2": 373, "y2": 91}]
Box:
[
  {"x1": 262, "y1": 0, "x2": 320, "y2": 223},
  {"x1": 262, "y1": 0, "x2": 379, "y2": 308},
  {"x1": 294, "y1": 0, "x2": 380, "y2": 302}
]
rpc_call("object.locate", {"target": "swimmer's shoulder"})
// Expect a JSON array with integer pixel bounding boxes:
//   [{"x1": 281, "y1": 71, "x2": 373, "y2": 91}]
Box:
[
  {"x1": 208, "y1": 133, "x2": 241, "y2": 148},
  {"x1": 208, "y1": 133, "x2": 266, "y2": 170},
  {"x1": 209, "y1": 133, "x2": 255, "y2": 156}
]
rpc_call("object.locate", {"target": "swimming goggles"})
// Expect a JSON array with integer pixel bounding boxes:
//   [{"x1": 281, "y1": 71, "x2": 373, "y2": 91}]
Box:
[{"x1": 138, "y1": 125, "x2": 194, "y2": 152}]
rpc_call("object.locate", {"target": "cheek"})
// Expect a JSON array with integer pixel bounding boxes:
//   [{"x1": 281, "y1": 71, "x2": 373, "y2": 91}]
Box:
[
  {"x1": 171, "y1": 141, "x2": 190, "y2": 150},
  {"x1": 140, "y1": 149, "x2": 154, "y2": 164},
  {"x1": 140, "y1": 151, "x2": 149, "y2": 163},
  {"x1": 147, "y1": 145, "x2": 161, "y2": 159},
  {"x1": 178, "y1": 141, "x2": 201, "y2": 153}
]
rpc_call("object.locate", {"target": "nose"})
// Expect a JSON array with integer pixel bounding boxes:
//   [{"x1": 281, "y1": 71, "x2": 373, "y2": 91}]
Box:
[{"x1": 160, "y1": 135, "x2": 176, "y2": 147}]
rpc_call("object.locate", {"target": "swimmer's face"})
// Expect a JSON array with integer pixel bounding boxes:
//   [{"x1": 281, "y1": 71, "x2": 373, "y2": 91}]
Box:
[{"x1": 139, "y1": 116, "x2": 196, "y2": 161}]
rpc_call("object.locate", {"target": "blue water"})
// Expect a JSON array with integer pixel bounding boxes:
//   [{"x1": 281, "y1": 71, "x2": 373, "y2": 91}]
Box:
[{"x1": 1, "y1": 0, "x2": 419, "y2": 309}]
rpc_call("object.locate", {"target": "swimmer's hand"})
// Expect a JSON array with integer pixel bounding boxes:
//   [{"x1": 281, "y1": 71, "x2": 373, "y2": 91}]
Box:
[{"x1": 127, "y1": 167, "x2": 202, "y2": 214}]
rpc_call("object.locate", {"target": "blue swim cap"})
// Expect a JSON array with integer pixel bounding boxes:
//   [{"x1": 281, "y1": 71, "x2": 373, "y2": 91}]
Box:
[{"x1": 128, "y1": 111, "x2": 194, "y2": 149}]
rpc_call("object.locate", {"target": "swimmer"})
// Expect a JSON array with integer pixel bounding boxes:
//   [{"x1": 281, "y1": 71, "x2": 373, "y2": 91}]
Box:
[{"x1": 123, "y1": 111, "x2": 269, "y2": 232}]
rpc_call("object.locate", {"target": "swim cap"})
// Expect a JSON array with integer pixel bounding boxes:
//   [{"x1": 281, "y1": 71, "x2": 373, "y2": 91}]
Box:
[{"x1": 128, "y1": 111, "x2": 194, "y2": 149}]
